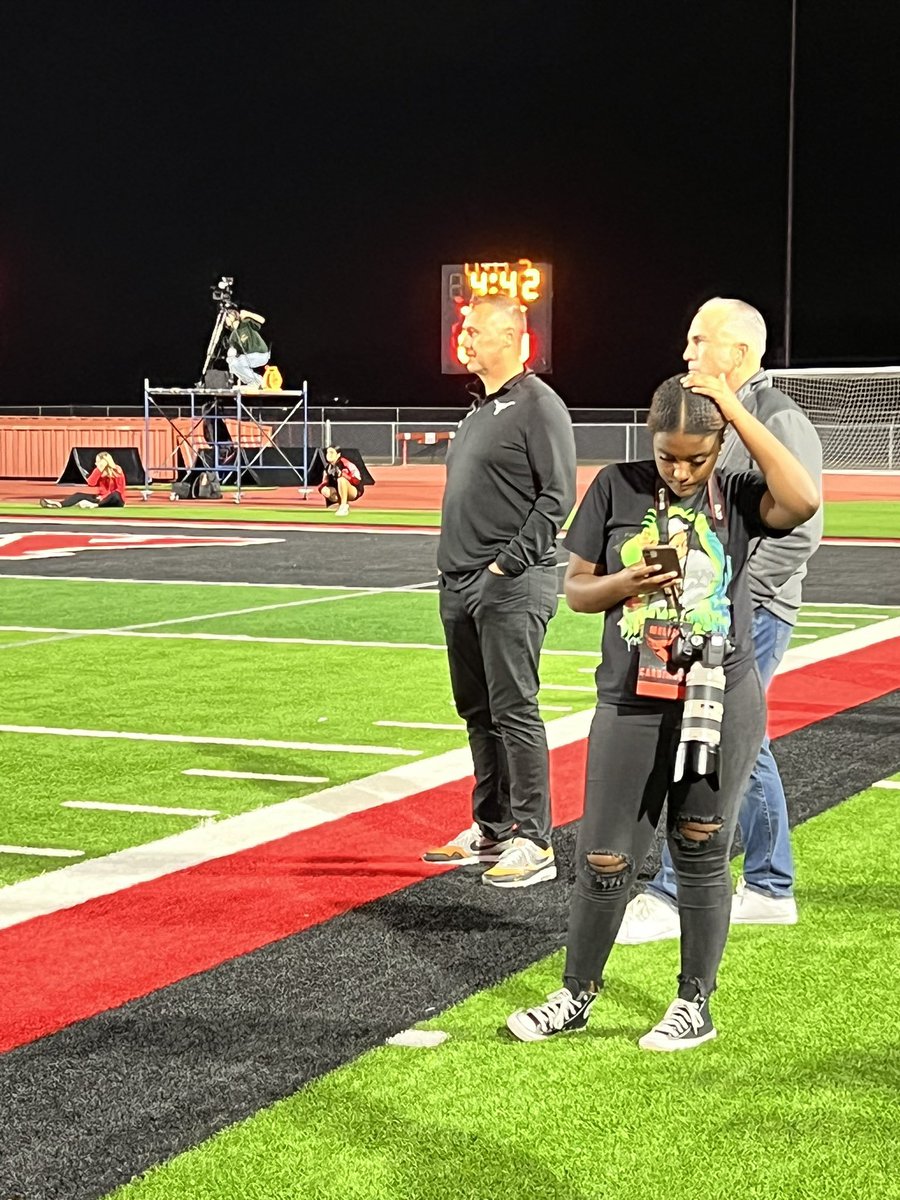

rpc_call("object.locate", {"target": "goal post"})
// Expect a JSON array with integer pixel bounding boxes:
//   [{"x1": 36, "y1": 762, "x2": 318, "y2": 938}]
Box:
[{"x1": 769, "y1": 367, "x2": 900, "y2": 472}]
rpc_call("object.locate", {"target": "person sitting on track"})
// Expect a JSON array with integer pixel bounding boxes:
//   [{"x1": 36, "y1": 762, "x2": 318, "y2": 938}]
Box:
[
  {"x1": 318, "y1": 446, "x2": 364, "y2": 516},
  {"x1": 40, "y1": 452, "x2": 127, "y2": 510}
]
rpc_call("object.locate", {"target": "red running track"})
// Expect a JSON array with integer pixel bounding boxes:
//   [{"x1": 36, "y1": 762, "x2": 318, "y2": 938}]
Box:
[{"x1": 1, "y1": 638, "x2": 898, "y2": 1054}]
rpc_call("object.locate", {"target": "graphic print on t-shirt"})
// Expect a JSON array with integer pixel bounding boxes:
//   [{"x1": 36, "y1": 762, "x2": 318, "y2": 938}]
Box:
[{"x1": 615, "y1": 503, "x2": 733, "y2": 646}]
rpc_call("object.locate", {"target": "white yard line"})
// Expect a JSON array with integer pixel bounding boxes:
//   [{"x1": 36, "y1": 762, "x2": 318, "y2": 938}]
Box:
[
  {"x1": 183, "y1": 769, "x2": 328, "y2": 784},
  {"x1": 800, "y1": 610, "x2": 891, "y2": 620},
  {"x1": 775, "y1": 616, "x2": 900, "y2": 672},
  {"x1": 0, "y1": 515, "x2": 441, "y2": 536},
  {"x1": 61, "y1": 801, "x2": 220, "y2": 817},
  {"x1": 0, "y1": 573, "x2": 437, "y2": 592},
  {"x1": 0, "y1": 579, "x2": 437, "y2": 652},
  {"x1": 0, "y1": 624, "x2": 601, "y2": 657},
  {"x1": 539, "y1": 704, "x2": 573, "y2": 712},
  {"x1": 819, "y1": 538, "x2": 900, "y2": 547},
  {"x1": 794, "y1": 621, "x2": 856, "y2": 630},
  {"x1": 540, "y1": 683, "x2": 597, "y2": 693},
  {"x1": 1, "y1": 615, "x2": 898, "y2": 932},
  {"x1": 873, "y1": 780, "x2": 900, "y2": 790},
  {"x1": 375, "y1": 720, "x2": 464, "y2": 731},
  {"x1": 0, "y1": 725, "x2": 421, "y2": 756},
  {"x1": 0, "y1": 845, "x2": 84, "y2": 859}
]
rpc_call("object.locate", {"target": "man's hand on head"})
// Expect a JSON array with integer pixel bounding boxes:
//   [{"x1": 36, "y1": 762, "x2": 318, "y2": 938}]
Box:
[{"x1": 680, "y1": 371, "x2": 743, "y2": 422}]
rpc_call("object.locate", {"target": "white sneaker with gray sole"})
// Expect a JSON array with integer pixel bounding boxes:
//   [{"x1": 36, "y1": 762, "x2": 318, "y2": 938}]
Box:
[
  {"x1": 615, "y1": 892, "x2": 681, "y2": 944},
  {"x1": 731, "y1": 876, "x2": 798, "y2": 925}
]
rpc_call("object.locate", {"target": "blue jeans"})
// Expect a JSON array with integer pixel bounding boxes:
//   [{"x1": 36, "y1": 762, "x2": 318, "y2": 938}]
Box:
[
  {"x1": 228, "y1": 351, "x2": 269, "y2": 387},
  {"x1": 647, "y1": 607, "x2": 796, "y2": 904}
]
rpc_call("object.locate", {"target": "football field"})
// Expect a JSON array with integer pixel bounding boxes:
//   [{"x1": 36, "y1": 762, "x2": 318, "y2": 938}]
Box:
[{"x1": 1, "y1": 514, "x2": 899, "y2": 1200}]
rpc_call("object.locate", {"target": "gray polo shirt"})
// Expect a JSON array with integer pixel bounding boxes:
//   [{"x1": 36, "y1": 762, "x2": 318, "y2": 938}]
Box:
[{"x1": 718, "y1": 369, "x2": 823, "y2": 624}]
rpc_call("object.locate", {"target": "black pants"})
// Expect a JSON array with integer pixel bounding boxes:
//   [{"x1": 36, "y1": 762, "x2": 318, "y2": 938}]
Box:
[
  {"x1": 59, "y1": 492, "x2": 125, "y2": 508},
  {"x1": 565, "y1": 666, "x2": 766, "y2": 998},
  {"x1": 439, "y1": 566, "x2": 559, "y2": 848}
]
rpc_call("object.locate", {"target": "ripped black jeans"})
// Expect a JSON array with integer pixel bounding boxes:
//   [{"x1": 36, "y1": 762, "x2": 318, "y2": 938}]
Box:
[{"x1": 564, "y1": 666, "x2": 766, "y2": 1000}]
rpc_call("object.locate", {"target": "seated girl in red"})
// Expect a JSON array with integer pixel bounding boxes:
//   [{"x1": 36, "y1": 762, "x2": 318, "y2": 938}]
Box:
[{"x1": 41, "y1": 452, "x2": 127, "y2": 509}]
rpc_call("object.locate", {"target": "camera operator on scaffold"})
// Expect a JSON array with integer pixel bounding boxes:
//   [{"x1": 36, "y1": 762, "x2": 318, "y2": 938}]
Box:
[
  {"x1": 223, "y1": 304, "x2": 270, "y2": 391},
  {"x1": 200, "y1": 276, "x2": 273, "y2": 392}
]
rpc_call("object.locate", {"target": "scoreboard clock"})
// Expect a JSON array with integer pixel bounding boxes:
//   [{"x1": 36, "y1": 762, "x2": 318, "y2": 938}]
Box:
[{"x1": 441, "y1": 260, "x2": 553, "y2": 374}]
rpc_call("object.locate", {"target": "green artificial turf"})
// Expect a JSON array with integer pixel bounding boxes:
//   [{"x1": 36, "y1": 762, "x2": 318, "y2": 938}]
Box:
[
  {"x1": 818, "y1": 501, "x2": 899, "y2": 539},
  {"x1": 0, "y1": 499, "x2": 896, "y2": 536},
  {"x1": 1, "y1": 575, "x2": 898, "y2": 888},
  {"x1": 0, "y1": 501, "x2": 442, "y2": 525},
  {"x1": 106, "y1": 783, "x2": 900, "y2": 1200}
]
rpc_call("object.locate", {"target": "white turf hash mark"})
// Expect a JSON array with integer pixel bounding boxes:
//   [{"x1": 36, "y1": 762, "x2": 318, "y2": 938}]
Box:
[
  {"x1": 0, "y1": 726, "x2": 421, "y2": 757},
  {"x1": 61, "y1": 801, "x2": 220, "y2": 818},
  {"x1": 183, "y1": 769, "x2": 329, "y2": 784},
  {"x1": 873, "y1": 780, "x2": 900, "y2": 790},
  {"x1": 0, "y1": 845, "x2": 85, "y2": 859},
  {"x1": 0, "y1": 711, "x2": 594, "y2": 931}
]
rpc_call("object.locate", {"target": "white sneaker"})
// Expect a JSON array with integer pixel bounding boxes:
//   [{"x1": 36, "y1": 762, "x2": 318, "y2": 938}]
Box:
[
  {"x1": 40, "y1": 498, "x2": 61, "y2": 508},
  {"x1": 731, "y1": 876, "x2": 798, "y2": 925},
  {"x1": 422, "y1": 823, "x2": 514, "y2": 865},
  {"x1": 335, "y1": 504, "x2": 350, "y2": 516},
  {"x1": 76, "y1": 499, "x2": 98, "y2": 509},
  {"x1": 482, "y1": 838, "x2": 556, "y2": 888},
  {"x1": 615, "y1": 892, "x2": 681, "y2": 944}
]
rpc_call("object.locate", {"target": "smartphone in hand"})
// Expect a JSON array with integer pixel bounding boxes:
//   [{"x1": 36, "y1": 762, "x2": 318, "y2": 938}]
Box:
[{"x1": 642, "y1": 544, "x2": 682, "y2": 578}]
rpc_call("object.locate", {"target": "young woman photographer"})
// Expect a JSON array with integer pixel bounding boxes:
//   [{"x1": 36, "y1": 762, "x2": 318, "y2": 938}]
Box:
[{"x1": 506, "y1": 370, "x2": 819, "y2": 1052}]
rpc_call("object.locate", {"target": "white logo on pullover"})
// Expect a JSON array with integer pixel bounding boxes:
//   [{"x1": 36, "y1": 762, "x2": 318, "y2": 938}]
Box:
[{"x1": 493, "y1": 398, "x2": 516, "y2": 415}]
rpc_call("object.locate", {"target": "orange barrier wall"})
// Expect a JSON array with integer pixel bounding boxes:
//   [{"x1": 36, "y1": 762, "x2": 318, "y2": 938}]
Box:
[{"x1": 0, "y1": 417, "x2": 272, "y2": 481}]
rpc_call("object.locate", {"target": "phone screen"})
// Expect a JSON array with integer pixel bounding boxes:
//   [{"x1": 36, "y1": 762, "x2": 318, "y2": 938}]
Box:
[{"x1": 642, "y1": 544, "x2": 682, "y2": 577}]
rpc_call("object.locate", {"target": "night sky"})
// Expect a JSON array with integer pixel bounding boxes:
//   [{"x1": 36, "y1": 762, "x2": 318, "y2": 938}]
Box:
[{"x1": 1, "y1": 1, "x2": 897, "y2": 411}]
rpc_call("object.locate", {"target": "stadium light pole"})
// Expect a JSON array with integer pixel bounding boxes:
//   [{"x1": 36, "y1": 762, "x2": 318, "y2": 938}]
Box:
[{"x1": 783, "y1": 0, "x2": 798, "y2": 366}]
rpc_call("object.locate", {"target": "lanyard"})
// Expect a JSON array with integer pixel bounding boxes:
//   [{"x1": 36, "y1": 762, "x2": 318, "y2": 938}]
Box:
[{"x1": 655, "y1": 476, "x2": 728, "y2": 618}]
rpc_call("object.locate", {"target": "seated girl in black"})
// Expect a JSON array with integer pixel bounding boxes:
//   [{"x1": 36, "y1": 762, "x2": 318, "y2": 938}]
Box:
[{"x1": 506, "y1": 371, "x2": 819, "y2": 1052}]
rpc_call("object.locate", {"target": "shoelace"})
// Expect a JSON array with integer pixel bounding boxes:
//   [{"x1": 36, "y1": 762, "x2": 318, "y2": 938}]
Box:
[
  {"x1": 630, "y1": 894, "x2": 663, "y2": 919},
  {"x1": 653, "y1": 998, "x2": 705, "y2": 1038},
  {"x1": 530, "y1": 989, "x2": 583, "y2": 1033}
]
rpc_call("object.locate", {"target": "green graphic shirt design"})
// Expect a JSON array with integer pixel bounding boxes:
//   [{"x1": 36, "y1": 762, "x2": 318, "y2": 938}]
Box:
[{"x1": 616, "y1": 503, "x2": 733, "y2": 646}]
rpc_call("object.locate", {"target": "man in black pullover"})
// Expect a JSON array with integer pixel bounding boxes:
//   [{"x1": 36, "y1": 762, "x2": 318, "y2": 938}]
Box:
[{"x1": 423, "y1": 295, "x2": 576, "y2": 887}]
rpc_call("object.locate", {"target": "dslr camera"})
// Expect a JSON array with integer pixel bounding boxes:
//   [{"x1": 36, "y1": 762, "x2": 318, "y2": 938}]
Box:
[
  {"x1": 671, "y1": 626, "x2": 728, "y2": 670},
  {"x1": 672, "y1": 630, "x2": 730, "y2": 781}
]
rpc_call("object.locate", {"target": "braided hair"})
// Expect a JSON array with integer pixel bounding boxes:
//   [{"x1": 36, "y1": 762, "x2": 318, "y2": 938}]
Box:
[{"x1": 647, "y1": 376, "x2": 726, "y2": 436}]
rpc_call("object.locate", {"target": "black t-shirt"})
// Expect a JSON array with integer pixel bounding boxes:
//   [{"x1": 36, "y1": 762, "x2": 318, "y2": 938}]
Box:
[{"x1": 565, "y1": 461, "x2": 779, "y2": 706}]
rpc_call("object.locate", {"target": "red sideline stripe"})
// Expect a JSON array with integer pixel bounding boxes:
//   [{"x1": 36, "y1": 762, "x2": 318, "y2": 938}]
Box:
[{"x1": 0, "y1": 639, "x2": 897, "y2": 1054}]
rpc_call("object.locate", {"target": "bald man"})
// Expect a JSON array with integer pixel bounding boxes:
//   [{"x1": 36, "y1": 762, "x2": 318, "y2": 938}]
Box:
[{"x1": 618, "y1": 297, "x2": 823, "y2": 942}]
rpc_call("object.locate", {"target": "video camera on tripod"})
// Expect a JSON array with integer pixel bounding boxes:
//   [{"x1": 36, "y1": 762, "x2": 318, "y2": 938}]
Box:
[
  {"x1": 211, "y1": 276, "x2": 235, "y2": 308},
  {"x1": 200, "y1": 277, "x2": 238, "y2": 387}
]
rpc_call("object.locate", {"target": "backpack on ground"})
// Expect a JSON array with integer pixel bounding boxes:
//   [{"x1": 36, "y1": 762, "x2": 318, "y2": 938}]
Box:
[{"x1": 193, "y1": 471, "x2": 223, "y2": 499}]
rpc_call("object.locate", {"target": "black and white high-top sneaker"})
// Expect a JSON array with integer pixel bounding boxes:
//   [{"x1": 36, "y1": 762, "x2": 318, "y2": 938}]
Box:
[
  {"x1": 638, "y1": 994, "x2": 717, "y2": 1052},
  {"x1": 506, "y1": 987, "x2": 597, "y2": 1042}
]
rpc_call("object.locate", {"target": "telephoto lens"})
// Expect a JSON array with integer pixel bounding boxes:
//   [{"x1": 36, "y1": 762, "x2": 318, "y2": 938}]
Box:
[{"x1": 673, "y1": 659, "x2": 726, "y2": 781}]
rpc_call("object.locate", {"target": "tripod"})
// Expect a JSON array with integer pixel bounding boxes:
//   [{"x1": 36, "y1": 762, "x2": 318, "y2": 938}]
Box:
[{"x1": 200, "y1": 306, "x2": 232, "y2": 386}]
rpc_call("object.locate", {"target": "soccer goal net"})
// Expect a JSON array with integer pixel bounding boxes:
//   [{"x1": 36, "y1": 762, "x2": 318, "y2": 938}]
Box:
[{"x1": 769, "y1": 367, "x2": 900, "y2": 472}]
